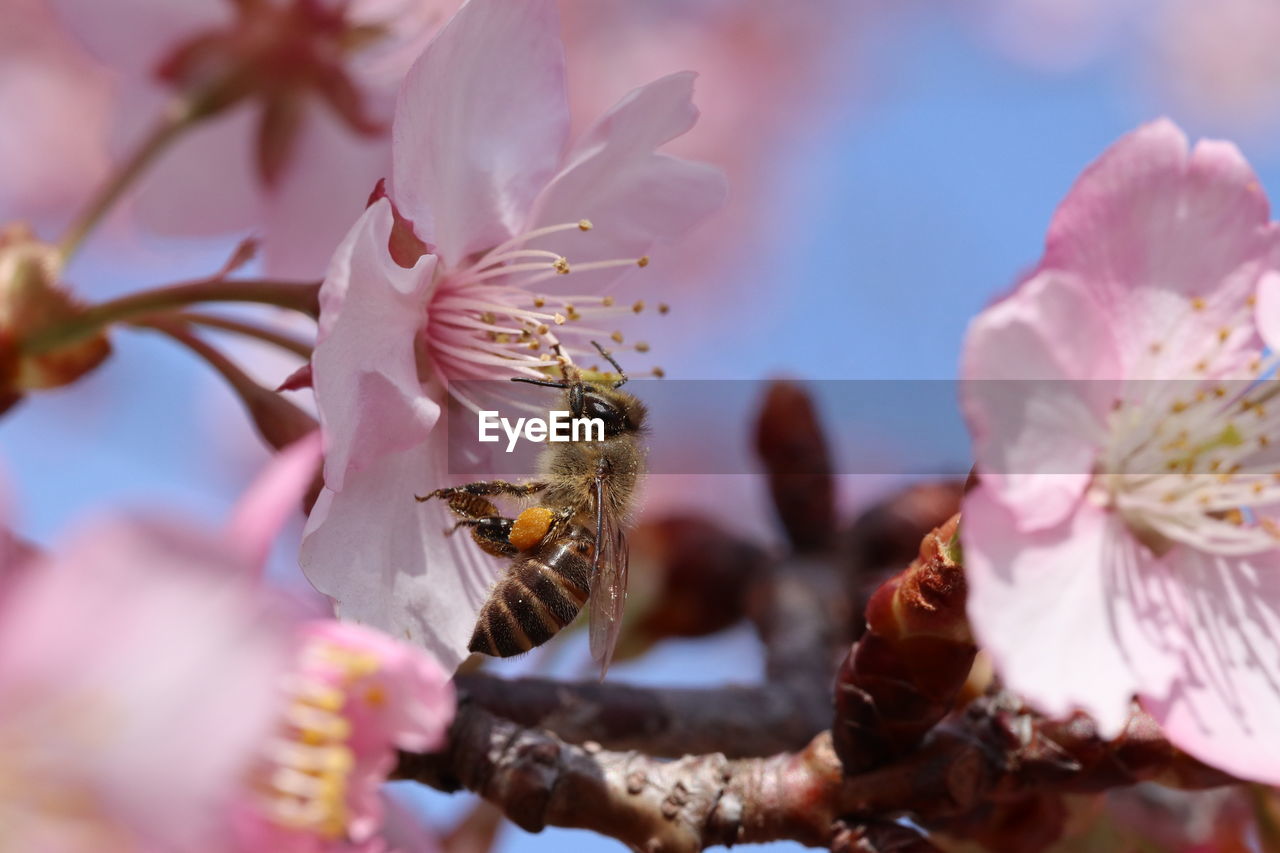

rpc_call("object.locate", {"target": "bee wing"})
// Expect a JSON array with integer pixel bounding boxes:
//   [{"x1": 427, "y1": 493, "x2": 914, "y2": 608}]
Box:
[{"x1": 588, "y1": 475, "x2": 629, "y2": 679}]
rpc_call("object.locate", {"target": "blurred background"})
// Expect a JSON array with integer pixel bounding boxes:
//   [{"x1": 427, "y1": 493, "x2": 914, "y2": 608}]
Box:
[{"x1": 4, "y1": 0, "x2": 1280, "y2": 849}]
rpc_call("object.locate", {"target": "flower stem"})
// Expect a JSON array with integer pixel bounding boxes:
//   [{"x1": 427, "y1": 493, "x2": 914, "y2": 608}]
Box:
[
  {"x1": 21, "y1": 278, "x2": 321, "y2": 357},
  {"x1": 154, "y1": 310, "x2": 314, "y2": 359},
  {"x1": 57, "y1": 98, "x2": 202, "y2": 263}
]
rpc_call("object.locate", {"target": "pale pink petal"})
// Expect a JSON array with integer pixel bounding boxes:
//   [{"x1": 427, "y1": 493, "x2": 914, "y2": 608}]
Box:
[
  {"x1": 1142, "y1": 548, "x2": 1280, "y2": 784},
  {"x1": 300, "y1": 434, "x2": 499, "y2": 672},
  {"x1": 529, "y1": 71, "x2": 727, "y2": 293},
  {"x1": 390, "y1": 0, "x2": 568, "y2": 262},
  {"x1": 48, "y1": 0, "x2": 228, "y2": 75},
  {"x1": 0, "y1": 518, "x2": 296, "y2": 849},
  {"x1": 312, "y1": 201, "x2": 439, "y2": 491},
  {"x1": 129, "y1": 100, "x2": 265, "y2": 236},
  {"x1": 0, "y1": 0, "x2": 112, "y2": 226},
  {"x1": 962, "y1": 486, "x2": 1178, "y2": 737},
  {"x1": 1254, "y1": 269, "x2": 1280, "y2": 351},
  {"x1": 225, "y1": 432, "x2": 323, "y2": 572},
  {"x1": 960, "y1": 270, "x2": 1119, "y2": 530},
  {"x1": 262, "y1": 106, "x2": 394, "y2": 279},
  {"x1": 1042, "y1": 118, "x2": 1277, "y2": 376}
]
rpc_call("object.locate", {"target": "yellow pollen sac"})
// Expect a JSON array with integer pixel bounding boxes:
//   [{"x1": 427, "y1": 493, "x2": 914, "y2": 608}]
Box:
[
  {"x1": 602, "y1": 296, "x2": 615, "y2": 307},
  {"x1": 553, "y1": 257, "x2": 571, "y2": 275},
  {"x1": 637, "y1": 256, "x2": 650, "y2": 268},
  {"x1": 536, "y1": 323, "x2": 549, "y2": 335},
  {"x1": 657, "y1": 303, "x2": 670, "y2": 315},
  {"x1": 652, "y1": 366, "x2": 666, "y2": 378},
  {"x1": 635, "y1": 341, "x2": 650, "y2": 353},
  {"x1": 632, "y1": 300, "x2": 645, "y2": 314},
  {"x1": 510, "y1": 506, "x2": 555, "y2": 551},
  {"x1": 578, "y1": 219, "x2": 593, "y2": 231},
  {"x1": 611, "y1": 331, "x2": 624, "y2": 344},
  {"x1": 533, "y1": 296, "x2": 546, "y2": 308},
  {"x1": 553, "y1": 313, "x2": 566, "y2": 325},
  {"x1": 1191, "y1": 297, "x2": 1207, "y2": 311},
  {"x1": 1218, "y1": 328, "x2": 1231, "y2": 343},
  {"x1": 540, "y1": 353, "x2": 552, "y2": 362},
  {"x1": 364, "y1": 685, "x2": 387, "y2": 707}
]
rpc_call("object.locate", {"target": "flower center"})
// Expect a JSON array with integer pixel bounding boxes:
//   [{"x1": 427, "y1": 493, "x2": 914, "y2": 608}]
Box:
[
  {"x1": 1098, "y1": 308, "x2": 1280, "y2": 556},
  {"x1": 425, "y1": 219, "x2": 667, "y2": 396},
  {"x1": 257, "y1": 639, "x2": 383, "y2": 839}
]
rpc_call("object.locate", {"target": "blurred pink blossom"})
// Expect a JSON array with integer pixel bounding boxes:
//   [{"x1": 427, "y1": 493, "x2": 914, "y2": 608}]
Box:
[
  {"x1": 0, "y1": 435, "x2": 453, "y2": 849},
  {"x1": 961, "y1": 119, "x2": 1280, "y2": 783},
  {"x1": 1145, "y1": 0, "x2": 1280, "y2": 134},
  {"x1": 48, "y1": 0, "x2": 457, "y2": 277},
  {"x1": 300, "y1": 0, "x2": 726, "y2": 670},
  {"x1": 0, "y1": 0, "x2": 111, "y2": 228}
]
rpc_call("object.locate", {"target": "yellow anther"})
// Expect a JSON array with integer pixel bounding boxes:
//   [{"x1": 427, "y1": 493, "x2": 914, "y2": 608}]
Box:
[
  {"x1": 632, "y1": 300, "x2": 645, "y2": 314},
  {"x1": 533, "y1": 296, "x2": 546, "y2": 308},
  {"x1": 1218, "y1": 328, "x2": 1231, "y2": 343},
  {"x1": 658, "y1": 303, "x2": 670, "y2": 315},
  {"x1": 578, "y1": 219, "x2": 593, "y2": 231},
  {"x1": 553, "y1": 313, "x2": 566, "y2": 325},
  {"x1": 553, "y1": 257, "x2": 571, "y2": 275},
  {"x1": 611, "y1": 331, "x2": 624, "y2": 343},
  {"x1": 602, "y1": 296, "x2": 615, "y2": 307},
  {"x1": 540, "y1": 353, "x2": 552, "y2": 362},
  {"x1": 1149, "y1": 342, "x2": 1162, "y2": 355},
  {"x1": 364, "y1": 685, "x2": 386, "y2": 707},
  {"x1": 637, "y1": 256, "x2": 650, "y2": 268},
  {"x1": 1191, "y1": 297, "x2": 1206, "y2": 311},
  {"x1": 635, "y1": 341, "x2": 650, "y2": 353},
  {"x1": 536, "y1": 324, "x2": 549, "y2": 335},
  {"x1": 652, "y1": 366, "x2": 665, "y2": 378}
]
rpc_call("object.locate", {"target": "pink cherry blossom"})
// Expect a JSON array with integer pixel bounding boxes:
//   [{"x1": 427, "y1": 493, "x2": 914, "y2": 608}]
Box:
[
  {"x1": 48, "y1": 0, "x2": 457, "y2": 277},
  {"x1": 0, "y1": 0, "x2": 111, "y2": 228},
  {"x1": 0, "y1": 435, "x2": 454, "y2": 849},
  {"x1": 300, "y1": 0, "x2": 726, "y2": 670},
  {"x1": 961, "y1": 118, "x2": 1280, "y2": 783},
  {"x1": 236, "y1": 620, "x2": 452, "y2": 850}
]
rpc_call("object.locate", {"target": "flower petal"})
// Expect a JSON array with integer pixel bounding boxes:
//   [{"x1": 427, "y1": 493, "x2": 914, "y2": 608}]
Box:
[
  {"x1": 1042, "y1": 118, "x2": 1278, "y2": 377},
  {"x1": 961, "y1": 269, "x2": 1118, "y2": 530},
  {"x1": 261, "y1": 106, "x2": 394, "y2": 279},
  {"x1": 313, "y1": 200, "x2": 439, "y2": 491},
  {"x1": 48, "y1": 0, "x2": 228, "y2": 74},
  {"x1": 962, "y1": 486, "x2": 1178, "y2": 737},
  {"x1": 300, "y1": 432, "x2": 501, "y2": 672},
  {"x1": 529, "y1": 71, "x2": 727, "y2": 293},
  {"x1": 1142, "y1": 548, "x2": 1280, "y2": 784},
  {"x1": 224, "y1": 432, "x2": 322, "y2": 572},
  {"x1": 391, "y1": 0, "x2": 568, "y2": 263}
]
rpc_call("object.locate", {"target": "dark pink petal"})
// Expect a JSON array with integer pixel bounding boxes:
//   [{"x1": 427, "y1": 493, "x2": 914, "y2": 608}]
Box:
[
  {"x1": 391, "y1": 0, "x2": 568, "y2": 263},
  {"x1": 262, "y1": 105, "x2": 394, "y2": 279},
  {"x1": 961, "y1": 270, "x2": 1118, "y2": 530},
  {"x1": 1142, "y1": 547, "x2": 1280, "y2": 784},
  {"x1": 312, "y1": 200, "x2": 438, "y2": 491},
  {"x1": 225, "y1": 431, "x2": 323, "y2": 573},
  {"x1": 48, "y1": 0, "x2": 228, "y2": 74},
  {"x1": 963, "y1": 486, "x2": 1179, "y2": 736},
  {"x1": 529, "y1": 71, "x2": 727, "y2": 293}
]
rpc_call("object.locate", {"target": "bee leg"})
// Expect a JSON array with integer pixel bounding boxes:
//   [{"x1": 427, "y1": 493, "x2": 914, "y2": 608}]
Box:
[
  {"x1": 451, "y1": 516, "x2": 518, "y2": 558},
  {"x1": 416, "y1": 480, "x2": 549, "y2": 502}
]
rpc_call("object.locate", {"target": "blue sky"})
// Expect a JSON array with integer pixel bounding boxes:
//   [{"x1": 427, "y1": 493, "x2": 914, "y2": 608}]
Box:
[{"x1": 6, "y1": 3, "x2": 1280, "y2": 850}]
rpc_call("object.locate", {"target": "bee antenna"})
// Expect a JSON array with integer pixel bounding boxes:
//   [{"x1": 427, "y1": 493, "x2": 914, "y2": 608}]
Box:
[
  {"x1": 590, "y1": 340, "x2": 628, "y2": 388},
  {"x1": 511, "y1": 377, "x2": 570, "y2": 389}
]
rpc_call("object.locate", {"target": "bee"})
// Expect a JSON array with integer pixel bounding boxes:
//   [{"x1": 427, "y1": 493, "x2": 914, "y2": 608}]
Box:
[{"x1": 418, "y1": 342, "x2": 646, "y2": 677}]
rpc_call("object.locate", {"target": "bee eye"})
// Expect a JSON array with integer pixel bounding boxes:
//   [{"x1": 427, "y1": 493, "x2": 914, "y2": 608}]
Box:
[{"x1": 583, "y1": 394, "x2": 628, "y2": 434}]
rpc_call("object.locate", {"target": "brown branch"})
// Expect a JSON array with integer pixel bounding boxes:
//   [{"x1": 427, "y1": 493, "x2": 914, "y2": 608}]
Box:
[{"x1": 396, "y1": 695, "x2": 1235, "y2": 853}]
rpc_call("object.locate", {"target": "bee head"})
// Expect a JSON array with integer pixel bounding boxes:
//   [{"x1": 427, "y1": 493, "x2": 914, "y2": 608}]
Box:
[{"x1": 510, "y1": 342, "x2": 646, "y2": 437}]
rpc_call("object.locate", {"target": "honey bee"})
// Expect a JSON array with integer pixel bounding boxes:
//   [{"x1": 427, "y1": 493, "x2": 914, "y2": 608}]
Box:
[{"x1": 418, "y1": 342, "x2": 646, "y2": 677}]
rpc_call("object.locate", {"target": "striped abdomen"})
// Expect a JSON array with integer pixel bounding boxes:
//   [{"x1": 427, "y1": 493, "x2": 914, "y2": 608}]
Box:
[{"x1": 469, "y1": 527, "x2": 594, "y2": 657}]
